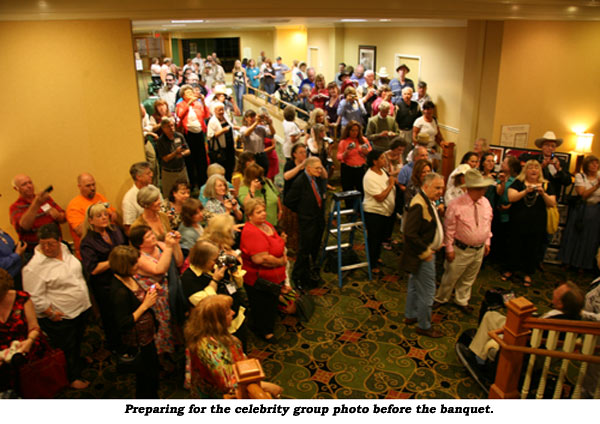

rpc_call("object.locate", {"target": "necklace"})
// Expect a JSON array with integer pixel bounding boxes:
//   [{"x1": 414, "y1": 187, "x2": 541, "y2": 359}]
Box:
[{"x1": 523, "y1": 183, "x2": 539, "y2": 208}]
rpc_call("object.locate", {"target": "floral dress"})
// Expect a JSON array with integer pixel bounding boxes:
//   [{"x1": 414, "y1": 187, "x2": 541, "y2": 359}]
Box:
[
  {"x1": 189, "y1": 337, "x2": 245, "y2": 398},
  {"x1": 135, "y1": 251, "x2": 175, "y2": 354},
  {"x1": 0, "y1": 291, "x2": 49, "y2": 358}
]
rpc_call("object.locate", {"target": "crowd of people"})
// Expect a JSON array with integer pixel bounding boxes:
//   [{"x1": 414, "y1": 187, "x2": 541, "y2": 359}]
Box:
[{"x1": 1, "y1": 51, "x2": 599, "y2": 399}]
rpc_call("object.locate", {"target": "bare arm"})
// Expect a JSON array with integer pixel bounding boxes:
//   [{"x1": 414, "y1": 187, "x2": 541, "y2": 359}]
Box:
[{"x1": 251, "y1": 251, "x2": 286, "y2": 268}]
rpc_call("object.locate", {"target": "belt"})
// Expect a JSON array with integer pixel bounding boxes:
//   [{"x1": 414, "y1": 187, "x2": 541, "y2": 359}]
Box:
[
  {"x1": 342, "y1": 163, "x2": 365, "y2": 169},
  {"x1": 163, "y1": 167, "x2": 185, "y2": 173},
  {"x1": 454, "y1": 239, "x2": 484, "y2": 251}
]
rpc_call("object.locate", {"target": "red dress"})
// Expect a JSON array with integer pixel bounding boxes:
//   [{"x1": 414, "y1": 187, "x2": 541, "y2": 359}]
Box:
[
  {"x1": 0, "y1": 291, "x2": 49, "y2": 362},
  {"x1": 264, "y1": 137, "x2": 279, "y2": 180}
]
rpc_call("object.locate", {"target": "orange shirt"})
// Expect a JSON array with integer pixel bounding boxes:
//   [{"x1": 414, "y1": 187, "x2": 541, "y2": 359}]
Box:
[{"x1": 66, "y1": 193, "x2": 116, "y2": 257}]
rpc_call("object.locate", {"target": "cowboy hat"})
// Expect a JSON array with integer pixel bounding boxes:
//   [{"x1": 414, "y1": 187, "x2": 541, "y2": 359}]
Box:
[
  {"x1": 396, "y1": 64, "x2": 410, "y2": 73},
  {"x1": 462, "y1": 168, "x2": 496, "y2": 188},
  {"x1": 416, "y1": 133, "x2": 431, "y2": 145},
  {"x1": 534, "y1": 131, "x2": 563, "y2": 148},
  {"x1": 377, "y1": 67, "x2": 389, "y2": 78}
]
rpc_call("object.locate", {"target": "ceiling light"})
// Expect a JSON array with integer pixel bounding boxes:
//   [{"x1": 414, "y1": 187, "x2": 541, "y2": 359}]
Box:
[
  {"x1": 171, "y1": 19, "x2": 205, "y2": 23},
  {"x1": 511, "y1": 4, "x2": 520, "y2": 11},
  {"x1": 566, "y1": 6, "x2": 578, "y2": 13},
  {"x1": 379, "y1": 19, "x2": 392, "y2": 22},
  {"x1": 163, "y1": 24, "x2": 186, "y2": 27},
  {"x1": 340, "y1": 19, "x2": 367, "y2": 22}
]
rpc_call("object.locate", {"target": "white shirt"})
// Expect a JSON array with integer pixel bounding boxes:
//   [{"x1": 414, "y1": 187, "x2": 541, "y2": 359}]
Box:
[
  {"x1": 207, "y1": 115, "x2": 232, "y2": 149},
  {"x1": 283, "y1": 120, "x2": 301, "y2": 158},
  {"x1": 158, "y1": 84, "x2": 179, "y2": 112},
  {"x1": 430, "y1": 200, "x2": 444, "y2": 251},
  {"x1": 122, "y1": 184, "x2": 143, "y2": 226},
  {"x1": 363, "y1": 168, "x2": 395, "y2": 216},
  {"x1": 23, "y1": 243, "x2": 91, "y2": 319},
  {"x1": 413, "y1": 116, "x2": 438, "y2": 142},
  {"x1": 575, "y1": 172, "x2": 600, "y2": 204}
]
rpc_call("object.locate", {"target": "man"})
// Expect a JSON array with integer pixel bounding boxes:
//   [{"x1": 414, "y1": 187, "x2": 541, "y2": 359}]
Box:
[
  {"x1": 202, "y1": 58, "x2": 216, "y2": 88},
  {"x1": 365, "y1": 101, "x2": 399, "y2": 150},
  {"x1": 22, "y1": 223, "x2": 92, "y2": 389},
  {"x1": 192, "y1": 52, "x2": 204, "y2": 71},
  {"x1": 467, "y1": 282, "x2": 585, "y2": 363},
  {"x1": 397, "y1": 146, "x2": 429, "y2": 192},
  {"x1": 390, "y1": 64, "x2": 415, "y2": 104},
  {"x1": 284, "y1": 157, "x2": 328, "y2": 290},
  {"x1": 156, "y1": 117, "x2": 191, "y2": 197},
  {"x1": 414, "y1": 81, "x2": 432, "y2": 109},
  {"x1": 401, "y1": 172, "x2": 445, "y2": 338},
  {"x1": 335, "y1": 62, "x2": 346, "y2": 88},
  {"x1": 121, "y1": 161, "x2": 159, "y2": 231},
  {"x1": 350, "y1": 64, "x2": 366, "y2": 86},
  {"x1": 394, "y1": 87, "x2": 421, "y2": 146},
  {"x1": 158, "y1": 72, "x2": 179, "y2": 112},
  {"x1": 534, "y1": 131, "x2": 571, "y2": 199},
  {"x1": 359, "y1": 70, "x2": 377, "y2": 116},
  {"x1": 299, "y1": 67, "x2": 316, "y2": 90},
  {"x1": 273, "y1": 56, "x2": 290, "y2": 85},
  {"x1": 10, "y1": 174, "x2": 66, "y2": 256},
  {"x1": 65, "y1": 173, "x2": 117, "y2": 257},
  {"x1": 433, "y1": 169, "x2": 495, "y2": 313}
]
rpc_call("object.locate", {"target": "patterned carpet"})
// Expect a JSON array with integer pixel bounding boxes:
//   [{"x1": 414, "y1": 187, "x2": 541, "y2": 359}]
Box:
[{"x1": 56, "y1": 235, "x2": 590, "y2": 399}]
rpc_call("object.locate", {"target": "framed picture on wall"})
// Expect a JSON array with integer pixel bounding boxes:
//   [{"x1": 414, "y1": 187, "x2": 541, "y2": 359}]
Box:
[{"x1": 358, "y1": 45, "x2": 376, "y2": 71}]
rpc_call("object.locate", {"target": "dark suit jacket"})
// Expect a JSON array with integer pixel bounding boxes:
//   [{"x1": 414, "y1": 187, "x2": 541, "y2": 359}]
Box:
[
  {"x1": 400, "y1": 190, "x2": 440, "y2": 273},
  {"x1": 284, "y1": 172, "x2": 326, "y2": 221},
  {"x1": 535, "y1": 154, "x2": 571, "y2": 198}
]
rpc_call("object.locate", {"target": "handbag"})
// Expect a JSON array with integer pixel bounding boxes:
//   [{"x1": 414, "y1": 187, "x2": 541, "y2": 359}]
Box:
[
  {"x1": 19, "y1": 348, "x2": 69, "y2": 398},
  {"x1": 115, "y1": 290, "x2": 142, "y2": 374},
  {"x1": 545, "y1": 183, "x2": 559, "y2": 234},
  {"x1": 208, "y1": 136, "x2": 226, "y2": 164},
  {"x1": 253, "y1": 277, "x2": 282, "y2": 297}
]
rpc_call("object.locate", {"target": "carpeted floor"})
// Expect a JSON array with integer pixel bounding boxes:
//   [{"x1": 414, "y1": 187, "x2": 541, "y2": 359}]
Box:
[{"x1": 57, "y1": 233, "x2": 591, "y2": 399}]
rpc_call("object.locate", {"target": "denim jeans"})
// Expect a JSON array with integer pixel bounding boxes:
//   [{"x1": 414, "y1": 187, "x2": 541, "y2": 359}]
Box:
[{"x1": 405, "y1": 254, "x2": 436, "y2": 330}]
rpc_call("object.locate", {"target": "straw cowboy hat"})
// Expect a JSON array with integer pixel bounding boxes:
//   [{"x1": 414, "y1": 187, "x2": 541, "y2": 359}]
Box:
[
  {"x1": 416, "y1": 133, "x2": 431, "y2": 145},
  {"x1": 462, "y1": 168, "x2": 496, "y2": 188},
  {"x1": 534, "y1": 131, "x2": 563, "y2": 148},
  {"x1": 377, "y1": 67, "x2": 390, "y2": 79}
]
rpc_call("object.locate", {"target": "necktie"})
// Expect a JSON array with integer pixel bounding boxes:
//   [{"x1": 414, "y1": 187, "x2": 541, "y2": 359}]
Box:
[
  {"x1": 474, "y1": 201, "x2": 479, "y2": 227},
  {"x1": 310, "y1": 178, "x2": 322, "y2": 208}
]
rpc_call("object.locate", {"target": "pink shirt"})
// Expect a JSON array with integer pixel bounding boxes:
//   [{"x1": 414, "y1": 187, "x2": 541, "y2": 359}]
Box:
[
  {"x1": 336, "y1": 137, "x2": 371, "y2": 167},
  {"x1": 444, "y1": 193, "x2": 493, "y2": 253}
]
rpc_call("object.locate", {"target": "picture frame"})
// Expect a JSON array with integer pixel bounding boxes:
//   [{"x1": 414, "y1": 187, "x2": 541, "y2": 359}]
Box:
[{"x1": 358, "y1": 45, "x2": 376, "y2": 71}]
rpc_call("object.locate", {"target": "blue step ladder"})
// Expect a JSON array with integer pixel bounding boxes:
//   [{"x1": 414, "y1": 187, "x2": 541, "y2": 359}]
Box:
[{"x1": 320, "y1": 190, "x2": 372, "y2": 287}]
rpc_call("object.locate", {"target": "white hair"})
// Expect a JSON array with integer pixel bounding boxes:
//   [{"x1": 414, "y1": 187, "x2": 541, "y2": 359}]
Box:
[{"x1": 402, "y1": 86, "x2": 413, "y2": 95}]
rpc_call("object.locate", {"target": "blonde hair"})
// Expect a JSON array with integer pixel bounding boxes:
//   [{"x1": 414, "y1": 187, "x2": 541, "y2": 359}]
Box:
[
  {"x1": 516, "y1": 159, "x2": 547, "y2": 184},
  {"x1": 185, "y1": 295, "x2": 236, "y2": 353},
  {"x1": 82, "y1": 203, "x2": 114, "y2": 238},
  {"x1": 244, "y1": 197, "x2": 266, "y2": 218},
  {"x1": 202, "y1": 213, "x2": 235, "y2": 249},
  {"x1": 203, "y1": 174, "x2": 229, "y2": 200},
  {"x1": 308, "y1": 108, "x2": 325, "y2": 127}
]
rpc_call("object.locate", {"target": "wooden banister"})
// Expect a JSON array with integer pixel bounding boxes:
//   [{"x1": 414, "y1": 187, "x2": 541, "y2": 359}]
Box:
[
  {"x1": 523, "y1": 317, "x2": 600, "y2": 335},
  {"x1": 231, "y1": 358, "x2": 272, "y2": 399},
  {"x1": 441, "y1": 142, "x2": 456, "y2": 183},
  {"x1": 245, "y1": 86, "x2": 311, "y2": 120}
]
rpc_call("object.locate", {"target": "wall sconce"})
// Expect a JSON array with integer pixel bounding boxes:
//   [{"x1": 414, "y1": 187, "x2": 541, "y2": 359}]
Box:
[{"x1": 574, "y1": 132, "x2": 594, "y2": 173}]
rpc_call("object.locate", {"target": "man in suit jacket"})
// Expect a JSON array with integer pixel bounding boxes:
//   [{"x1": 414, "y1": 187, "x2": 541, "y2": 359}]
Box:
[
  {"x1": 284, "y1": 157, "x2": 328, "y2": 289},
  {"x1": 401, "y1": 172, "x2": 445, "y2": 338}
]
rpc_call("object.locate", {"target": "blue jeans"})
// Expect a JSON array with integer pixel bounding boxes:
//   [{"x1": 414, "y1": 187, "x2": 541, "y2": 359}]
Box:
[
  {"x1": 405, "y1": 255, "x2": 436, "y2": 330},
  {"x1": 234, "y1": 84, "x2": 245, "y2": 113}
]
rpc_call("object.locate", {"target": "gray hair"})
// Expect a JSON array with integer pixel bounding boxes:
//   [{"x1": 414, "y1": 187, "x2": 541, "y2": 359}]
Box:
[
  {"x1": 401, "y1": 86, "x2": 413, "y2": 95},
  {"x1": 160, "y1": 116, "x2": 174, "y2": 127},
  {"x1": 422, "y1": 172, "x2": 443, "y2": 186},
  {"x1": 379, "y1": 101, "x2": 390, "y2": 113},
  {"x1": 129, "y1": 161, "x2": 150, "y2": 181},
  {"x1": 137, "y1": 185, "x2": 161, "y2": 208},
  {"x1": 306, "y1": 156, "x2": 322, "y2": 168},
  {"x1": 203, "y1": 174, "x2": 228, "y2": 199},
  {"x1": 364, "y1": 70, "x2": 375, "y2": 78},
  {"x1": 206, "y1": 163, "x2": 226, "y2": 178}
]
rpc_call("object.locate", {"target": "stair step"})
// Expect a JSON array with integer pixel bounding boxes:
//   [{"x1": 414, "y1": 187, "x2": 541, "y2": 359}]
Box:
[
  {"x1": 340, "y1": 262, "x2": 369, "y2": 271},
  {"x1": 324, "y1": 243, "x2": 351, "y2": 251},
  {"x1": 329, "y1": 222, "x2": 363, "y2": 233}
]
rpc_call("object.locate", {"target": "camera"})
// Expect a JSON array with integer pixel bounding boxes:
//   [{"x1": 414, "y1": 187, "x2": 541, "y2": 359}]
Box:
[
  {"x1": 217, "y1": 252, "x2": 239, "y2": 270},
  {"x1": 348, "y1": 142, "x2": 356, "y2": 149}
]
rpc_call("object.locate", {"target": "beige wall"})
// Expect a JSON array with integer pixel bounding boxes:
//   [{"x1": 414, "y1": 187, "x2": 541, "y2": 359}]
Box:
[
  {"x1": 307, "y1": 27, "x2": 334, "y2": 81},
  {"x1": 492, "y1": 21, "x2": 600, "y2": 164},
  {"x1": 341, "y1": 25, "x2": 467, "y2": 139},
  {"x1": 274, "y1": 27, "x2": 307, "y2": 65},
  {"x1": 0, "y1": 19, "x2": 144, "y2": 239}
]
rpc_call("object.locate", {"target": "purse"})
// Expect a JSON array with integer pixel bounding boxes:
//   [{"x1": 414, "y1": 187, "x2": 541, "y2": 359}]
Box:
[
  {"x1": 253, "y1": 277, "x2": 282, "y2": 297},
  {"x1": 544, "y1": 183, "x2": 559, "y2": 234},
  {"x1": 19, "y1": 348, "x2": 69, "y2": 398},
  {"x1": 208, "y1": 136, "x2": 226, "y2": 164},
  {"x1": 115, "y1": 290, "x2": 142, "y2": 374}
]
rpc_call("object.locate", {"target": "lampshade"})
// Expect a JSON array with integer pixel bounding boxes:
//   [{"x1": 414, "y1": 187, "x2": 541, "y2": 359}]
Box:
[{"x1": 575, "y1": 133, "x2": 594, "y2": 154}]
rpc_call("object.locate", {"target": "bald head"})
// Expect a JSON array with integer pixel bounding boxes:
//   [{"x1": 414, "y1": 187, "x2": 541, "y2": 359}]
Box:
[
  {"x1": 12, "y1": 174, "x2": 34, "y2": 199},
  {"x1": 413, "y1": 146, "x2": 429, "y2": 162},
  {"x1": 77, "y1": 173, "x2": 96, "y2": 199}
]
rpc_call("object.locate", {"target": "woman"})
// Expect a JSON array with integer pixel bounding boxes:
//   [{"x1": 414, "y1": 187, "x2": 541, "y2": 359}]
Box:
[
  {"x1": 0, "y1": 269, "x2": 48, "y2": 393},
  {"x1": 309, "y1": 74, "x2": 328, "y2": 110},
  {"x1": 412, "y1": 101, "x2": 449, "y2": 148},
  {"x1": 306, "y1": 123, "x2": 330, "y2": 169},
  {"x1": 238, "y1": 163, "x2": 281, "y2": 226},
  {"x1": 240, "y1": 198, "x2": 287, "y2": 342},
  {"x1": 132, "y1": 185, "x2": 171, "y2": 240},
  {"x1": 203, "y1": 174, "x2": 243, "y2": 222},
  {"x1": 473, "y1": 138, "x2": 490, "y2": 158},
  {"x1": 245, "y1": 59, "x2": 260, "y2": 94},
  {"x1": 109, "y1": 246, "x2": 159, "y2": 398},
  {"x1": 336, "y1": 120, "x2": 372, "y2": 196},
  {"x1": 324, "y1": 82, "x2": 341, "y2": 138},
  {"x1": 444, "y1": 163, "x2": 470, "y2": 205},
  {"x1": 405, "y1": 159, "x2": 433, "y2": 211},
  {"x1": 382, "y1": 138, "x2": 406, "y2": 247},
  {"x1": 207, "y1": 101, "x2": 237, "y2": 181},
  {"x1": 231, "y1": 60, "x2": 247, "y2": 114},
  {"x1": 261, "y1": 59, "x2": 276, "y2": 95},
  {"x1": 559, "y1": 155, "x2": 600, "y2": 271},
  {"x1": 231, "y1": 152, "x2": 256, "y2": 197},
  {"x1": 80, "y1": 203, "x2": 127, "y2": 352},
  {"x1": 337, "y1": 86, "x2": 367, "y2": 129},
  {"x1": 161, "y1": 179, "x2": 191, "y2": 230},
  {"x1": 185, "y1": 295, "x2": 282, "y2": 398},
  {"x1": 129, "y1": 226, "x2": 183, "y2": 365},
  {"x1": 280, "y1": 143, "x2": 307, "y2": 253},
  {"x1": 460, "y1": 151, "x2": 480, "y2": 169},
  {"x1": 181, "y1": 241, "x2": 248, "y2": 349},
  {"x1": 202, "y1": 213, "x2": 240, "y2": 255},
  {"x1": 371, "y1": 85, "x2": 394, "y2": 117},
  {"x1": 506, "y1": 160, "x2": 557, "y2": 285},
  {"x1": 363, "y1": 150, "x2": 396, "y2": 274},
  {"x1": 293, "y1": 62, "x2": 307, "y2": 88},
  {"x1": 150, "y1": 57, "x2": 162, "y2": 87},
  {"x1": 240, "y1": 109, "x2": 276, "y2": 176},
  {"x1": 178, "y1": 198, "x2": 204, "y2": 256},
  {"x1": 479, "y1": 152, "x2": 498, "y2": 207},
  {"x1": 0, "y1": 228, "x2": 26, "y2": 288},
  {"x1": 149, "y1": 99, "x2": 171, "y2": 136},
  {"x1": 307, "y1": 108, "x2": 326, "y2": 139},
  {"x1": 176, "y1": 84, "x2": 211, "y2": 188}
]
